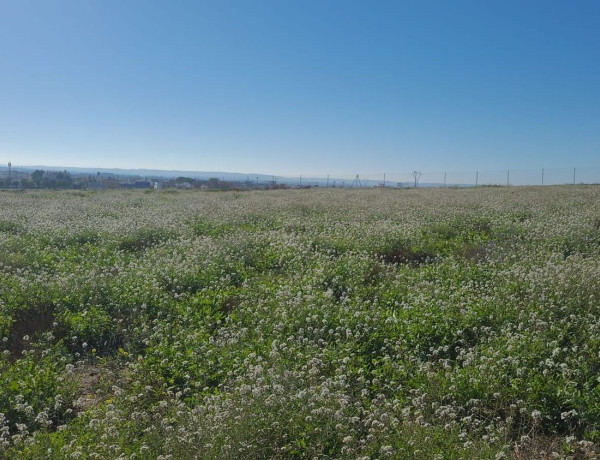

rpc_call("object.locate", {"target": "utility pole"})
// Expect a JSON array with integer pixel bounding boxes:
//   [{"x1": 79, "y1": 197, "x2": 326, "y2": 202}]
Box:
[
  {"x1": 412, "y1": 171, "x2": 422, "y2": 188},
  {"x1": 326, "y1": 174, "x2": 329, "y2": 187},
  {"x1": 541, "y1": 168, "x2": 544, "y2": 186},
  {"x1": 443, "y1": 172, "x2": 446, "y2": 188},
  {"x1": 383, "y1": 173, "x2": 386, "y2": 187},
  {"x1": 573, "y1": 168, "x2": 576, "y2": 185},
  {"x1": 475, "y1": 171, "x2": 478, "y2": 188},
  {"x1": 506, "y1": 170, "x2": 510, "y2": 187}
]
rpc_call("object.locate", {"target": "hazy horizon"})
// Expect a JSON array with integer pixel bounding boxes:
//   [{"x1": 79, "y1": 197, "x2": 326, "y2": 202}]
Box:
[{"x1": 4, "y1": 161, "x2": 600, "y2": 188}]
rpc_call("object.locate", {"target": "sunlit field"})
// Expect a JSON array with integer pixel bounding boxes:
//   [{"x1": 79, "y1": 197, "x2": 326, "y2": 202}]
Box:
[{"x1": 1, "y1": 186, "x2": 600, "y2": 458}]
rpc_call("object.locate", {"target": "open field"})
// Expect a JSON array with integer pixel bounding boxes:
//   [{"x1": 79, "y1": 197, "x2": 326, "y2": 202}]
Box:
[{"x1": 1, "y1": 186, "x2": 600, "y2": 458}]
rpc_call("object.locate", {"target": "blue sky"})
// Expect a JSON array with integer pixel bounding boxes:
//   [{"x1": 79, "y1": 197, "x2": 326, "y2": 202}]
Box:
[{"x1": 1, "y1": 0, "x2": 599, "y2": 176}]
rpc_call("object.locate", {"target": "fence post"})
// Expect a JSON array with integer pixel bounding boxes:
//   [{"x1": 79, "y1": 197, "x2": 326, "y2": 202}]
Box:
[
  {"x1": 541, "y1": 168, "x2": 544, "y2": 186},
  {"x1": 475, "y1": 171, "x2": 478, "y2": 188},
  {"x1": 507, "y1": 170, "x2": 510, "y2": 186},
  {"x1": 443, "y1": 172, "x2": 446, "y2": 187},
  {"x1": 573, "y1": 168, "x2": 576, "y2": 185}
]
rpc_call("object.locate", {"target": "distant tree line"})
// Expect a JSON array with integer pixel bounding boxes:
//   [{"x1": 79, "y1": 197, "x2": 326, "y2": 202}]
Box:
[
  {"x1": 0, "y1": 171, "x2": 293, "y2": 191},
  {"x1": 0, "y1": 170, "x2": 73, "y2": 189}
]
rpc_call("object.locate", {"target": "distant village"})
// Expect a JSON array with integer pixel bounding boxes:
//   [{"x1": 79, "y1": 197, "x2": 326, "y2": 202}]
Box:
[{"x1": 0, "y1": 165, "x2": 303, "y2": 191}]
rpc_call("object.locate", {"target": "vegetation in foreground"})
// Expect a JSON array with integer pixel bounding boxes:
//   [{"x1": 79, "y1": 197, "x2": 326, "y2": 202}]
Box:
[{"x1": 1, "y1": 186, "x2": 600, "y2": 459}]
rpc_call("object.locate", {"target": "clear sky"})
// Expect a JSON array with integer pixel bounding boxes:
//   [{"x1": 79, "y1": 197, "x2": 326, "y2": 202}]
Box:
[{"x1": 1, "y1": 0, "x2": 599, "y2": 176}]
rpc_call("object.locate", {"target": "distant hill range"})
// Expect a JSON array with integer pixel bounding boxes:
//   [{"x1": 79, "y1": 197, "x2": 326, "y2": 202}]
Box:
[
  {"x1": 0, "y1": 164, "x2": 466, "y2": 188},
  {"x1": 8, "y1": 165, "x2": 277, "y2": 181}
]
